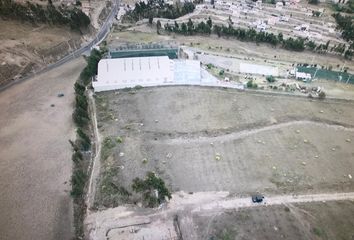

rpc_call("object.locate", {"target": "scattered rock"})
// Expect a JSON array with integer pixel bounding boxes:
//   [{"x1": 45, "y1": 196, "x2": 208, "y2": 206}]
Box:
[
  {"x1": 303, "y1": 139, "x2": 309, "y2": 143},
  {"x1": 319, "y1": 110, "x2": 324, "y2": 113},
  {"x1": 166, "y1": 153, "x2": 172, "y2": 159},
  {"x1": 272, "y1": 166, "x2": 277, "y2": 170},
  {"x1": 315, "y1": 155, "x2": 319, "y2": 158},
  {"x1": 210, "y1": 142, "x2": 214, "y2": 146},
  {"x1": 302, "y1": 161, "x2": 306, "y2": 166},
  {"x1": 331, "y1": 147, "x2": 336, "y2": 151},
  {"x1": 349, "y1": 174, "x2": 352, "y2": 179},
  {"x1": 295, "y1": 129, "x2": 300, "y2": 134},
  {"x1": 215, "y1": 153, "x2": 221, "y2": 161},
  {"x1": 346, "y1": 138, "x2": 351, "y2": 143},
  {"x1": 142, "y1": 158, "x2": 148, "y2": 164},
  {"x1": 155, "y1": 119, "x2": 159, "y2": 123},
  {"x1": 119, "y1": 152, "x2": 125, "y2": 157}
]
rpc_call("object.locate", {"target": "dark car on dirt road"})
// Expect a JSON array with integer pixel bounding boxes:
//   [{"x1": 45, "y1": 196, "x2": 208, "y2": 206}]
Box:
[{"x1": 252, "y1": 194, "x2": 264, "y2": 203}]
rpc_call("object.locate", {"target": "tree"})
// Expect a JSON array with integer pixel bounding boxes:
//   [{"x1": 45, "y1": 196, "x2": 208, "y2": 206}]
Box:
[
  {"x1": 148, "y1": 16, "x2": 153, "y2": 25},
  {"x1": 266, "y1": 75, "x2": 276, "y2": 82},
  {"x1": 308, "y1": 0, "x2": 319, "y2": 4},
  {"x1": 187, "y1": 18, "x2": 194, "y2": 35},
  {"x1": 207, "y1": 17, "x2": 212, "y2": 28},
  {"x1": 181, "y1": 22, "x2": 187, "y2": 34},
  {"x1": 318, "y1": 91, "x2": 326, "y2": 99},
  {"x1": 132, "y1": 172, "x2": 172, "y2": 207},
  {"x1": 278, "y1": 32, "x2": 283, "y2": 42},
  {"x1": 156, "y1": 20, "x2": 162, "y2": 34}
]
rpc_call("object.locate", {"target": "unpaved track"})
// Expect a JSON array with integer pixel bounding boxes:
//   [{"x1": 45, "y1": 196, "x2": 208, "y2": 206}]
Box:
[
  {"x1": 0, "y1": 58, "x2": 85, "y2": 240},
  {"x1": 162, "y1": 120, "x2": 354, "y2": 145},
  {"x1": 86, "y1": 191, "x2": 354, "y2": 240},
  {"x1": 86, "y1": 90, "x2": 102, "y2": 211}
]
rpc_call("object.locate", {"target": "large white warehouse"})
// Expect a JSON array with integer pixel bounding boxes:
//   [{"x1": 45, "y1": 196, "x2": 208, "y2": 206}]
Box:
[{"x1": 93, "y1": 56, "x2": 175, "y2": 92}]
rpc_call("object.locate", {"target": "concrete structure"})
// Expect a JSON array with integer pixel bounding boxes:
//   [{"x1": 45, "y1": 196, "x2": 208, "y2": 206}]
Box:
[{"x1": 93, "y1": 56, "x2": 174, "y2": 91}]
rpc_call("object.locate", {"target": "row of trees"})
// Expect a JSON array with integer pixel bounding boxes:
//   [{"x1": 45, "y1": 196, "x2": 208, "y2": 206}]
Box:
[
  {"x1": 332, "y1": 13, "x2": 354, "y2": 47},
  {"x1": 70, "y1": 48, "x2": 104, "y2": 238},
  {"x1": 163, "y1": 18, "x2": 353, "y2": 58},
  {"x1": 0, "y1": 0, "x2": 90, "y2": 31},
  {"x1": 122, "y1": 0, "x2": 195, "y2": 22}
]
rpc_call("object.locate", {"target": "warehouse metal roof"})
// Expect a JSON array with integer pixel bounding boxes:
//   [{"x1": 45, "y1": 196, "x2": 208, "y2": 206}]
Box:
[{"x1": 93, "y1": 56, "x2": 174, "y2": 91}]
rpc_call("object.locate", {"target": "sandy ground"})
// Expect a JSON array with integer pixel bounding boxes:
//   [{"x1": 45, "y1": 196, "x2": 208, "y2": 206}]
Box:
[{"x1": 0, "y1": 57, "x2": 86, "y2": 240}]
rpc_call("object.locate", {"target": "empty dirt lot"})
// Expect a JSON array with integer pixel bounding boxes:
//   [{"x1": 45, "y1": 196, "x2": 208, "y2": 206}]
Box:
[
  {"x1": 0, "y1": 58, "x2": 85, "y2": 240},
  {"x1": 193, "y1": 200, "x2": 354, "y2": 240},
  {"x1": 94, "y1": 86, "x2": 354, "y2": 207}
]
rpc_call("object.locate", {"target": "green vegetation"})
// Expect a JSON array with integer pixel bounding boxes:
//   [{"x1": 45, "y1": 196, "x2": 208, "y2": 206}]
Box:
[
  {"x1": 132, "y1": 172, "x2": 172, "y2": 207},
  {"x1": 266, "y1": 75, "x2": 276, "y2": 83},
  {"x1": 70, "y1": 169, "x2": 87, "y2": 198},
  {"x1": 77, "y1": 128, "x2": 91, "y2": 151},
  {"x1": 99, "y1": 167, "x2": 131, "y2": 208},
  {"x1": 101, "y1": 137, "x2": 116, "y2": 160},
  {"x1": 165, "y1": 18, "x2": 352, "y2": 56},
  {"x1": 308, "y1": 0, "x2": 318, "y2": 5},
  {"x1": 80, "y1": 49, "x2": 104, "y2": 85},
  {"x1": 312, "y1": 227, "x2": 325, "y2": 237},
  {"x1": 0, "y1": 0, "x2": 90, "y2": 32},
  {"x1": 332, "y1": 0, "x2": 354, "y2": 13},
  {"x1": 332, "y1": 13, "x2": 354, "y2": 58},
  {"x1": 122, "y1": 0, "x2": 195, "y2": 22},
  {"x1": 318, "y1": 91, "x2": 326, "y2": 100},
  {"x1": 69, "y1": 49, "x2": 105, "y2": 239},
  {"x1": 246, "y1": 80, "x2": 258, "y2": 89}
]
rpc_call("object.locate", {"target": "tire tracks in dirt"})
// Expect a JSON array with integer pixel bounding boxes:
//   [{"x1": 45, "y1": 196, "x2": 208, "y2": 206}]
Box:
[{"x1": 157, "y1": 120, "x2": 354, "y2": 145}]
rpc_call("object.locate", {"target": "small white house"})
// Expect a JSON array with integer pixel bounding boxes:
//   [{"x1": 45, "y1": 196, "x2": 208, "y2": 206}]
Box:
[{"x1": 295, "y1": 71, "x2": 312, "y2": 81}]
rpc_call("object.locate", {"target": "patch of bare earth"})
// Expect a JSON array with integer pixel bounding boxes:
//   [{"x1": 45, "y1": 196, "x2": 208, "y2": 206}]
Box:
[
  {"x1": 193, "y1": 200, "x2": 354, "y2": 240},
  {"x1": 0, "y1": 20, "x2": 82, "y2": 86},
  {"x1": 0, "y1": 57, "x2": 86, "y2": 240},
  {"x1": 92, "y1": 86, "x2": 354, "y2": 209}
]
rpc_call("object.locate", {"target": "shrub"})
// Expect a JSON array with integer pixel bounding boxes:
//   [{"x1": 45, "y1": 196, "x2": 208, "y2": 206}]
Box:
[
  {"x1": 132, "y1": 172, "x2": 172, "y2": 207},
  {"x1": 246, "y1": 80, "x2": 258, "y2": 89},
  {"x1": 70, "y1": 169, "x2": 87, "y2": 198},
  {"x1": 318, "y1": 91, "x2": 326, "y2": 99},
  {"x1": 266, "y1": 75, "x2": 276, "y2": 82}
]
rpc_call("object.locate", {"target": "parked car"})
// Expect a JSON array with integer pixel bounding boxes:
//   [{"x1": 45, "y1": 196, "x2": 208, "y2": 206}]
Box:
[{"x1": 252, "y1": 194, "x2": 264, "y2": 203}]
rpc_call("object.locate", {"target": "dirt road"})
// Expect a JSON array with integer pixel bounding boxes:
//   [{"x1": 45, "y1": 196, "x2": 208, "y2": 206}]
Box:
[
  {"x1": 0, "y1": 58, "x2": 85, "y2": 240},
  {"x1": 86, "y1": 191, "x2": 354, "y2": 240}
]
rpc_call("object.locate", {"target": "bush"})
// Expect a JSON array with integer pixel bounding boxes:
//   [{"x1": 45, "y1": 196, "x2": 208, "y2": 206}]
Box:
[
  {"x1": 246, "y1": 80, "x2": 258, "y2": 89},
  {"x1": 70, "y1": 169, "x2": 87, "y2": 198},
  {"x1": 266, "y1": 75, "x2": 276, "y2": 82},
  {"x1": 132, "y1": 172, "x2": 172, "y2": 207},
  {"x1": 318, "y1": 91, "x2": 326, "y2": 99}
]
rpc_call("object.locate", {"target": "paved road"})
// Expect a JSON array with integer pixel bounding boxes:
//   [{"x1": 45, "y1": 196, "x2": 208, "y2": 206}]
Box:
[{"x1": 0, "y1": 0, "x2": 119, "y2": 92}]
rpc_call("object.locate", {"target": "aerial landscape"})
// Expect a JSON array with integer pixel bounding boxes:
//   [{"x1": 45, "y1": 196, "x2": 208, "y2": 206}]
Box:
[{"x1": 0, "y1": 0, "x2": 353, "y2": 239}]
